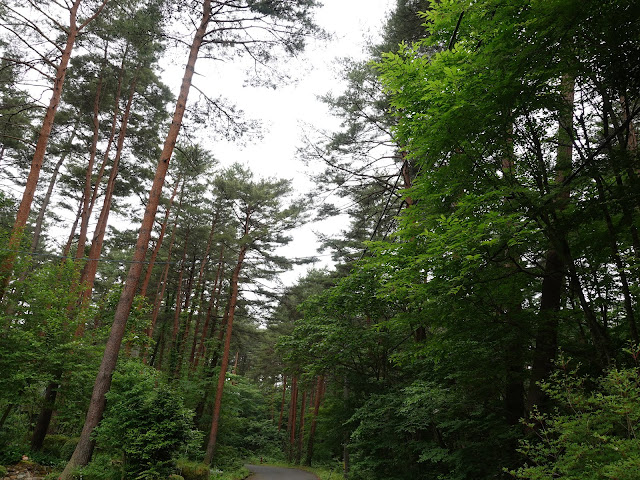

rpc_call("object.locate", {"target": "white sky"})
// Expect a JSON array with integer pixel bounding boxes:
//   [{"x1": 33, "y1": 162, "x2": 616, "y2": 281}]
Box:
[{"x1": 188, "y1": 0, "x2": 394, "y2": 286}]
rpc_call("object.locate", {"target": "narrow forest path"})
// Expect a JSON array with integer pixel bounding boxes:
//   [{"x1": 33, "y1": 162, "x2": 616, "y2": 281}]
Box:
[{"x1": 246, "y1": 464, "x2": 319, "y2": 480}]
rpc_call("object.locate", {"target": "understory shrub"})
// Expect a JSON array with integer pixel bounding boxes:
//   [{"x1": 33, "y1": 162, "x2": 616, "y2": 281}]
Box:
[
  {"x1": 176, "y1": 458, "x2": 208, "y2": 480},
  {"x1": 93, "y1": 360, "x2": 201, "y2": 479},
  {"x1": 512, "y1": 363, "x2": 640, "y2": 479},
  {"x1": 72, "y1": 454, "x2": 122, "y2": 480}
]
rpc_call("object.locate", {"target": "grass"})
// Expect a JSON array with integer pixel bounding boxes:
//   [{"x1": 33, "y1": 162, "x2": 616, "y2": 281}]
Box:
[{"x1": 209, "y1": 465, "x2": 249, "y2": 480}]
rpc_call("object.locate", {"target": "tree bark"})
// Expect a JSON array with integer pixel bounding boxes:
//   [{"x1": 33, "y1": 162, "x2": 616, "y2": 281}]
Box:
[
  {"x1": 77, "y1": 68, "x2": 139, "y2": 314},
  {"x1": 296, "y1": 390, "x2": 307, "y2": 464},
  {"x1": 60, "y1": 1, "x2": 211, "y2": 475},
  {"x1": 526, "y1": 75, "x2": 574, "y2": 413},
  {"x1": 288, "y1": 376, "x2": 298, "y2": 463},
  {"x1": 278, "y1": 375, "x2": 287, "y2": 432},
  {"x1": 62, "y1": 196, "x2": 84, "y2": 258},
  {"x1": 0, "y1": 0, "x2": 106, "y2": 299},
  {"x1": 0, "y1": 403, "x2": 14, "y2": 431},
  {"x1": 191, "y1": 249, "x2": 223, "y2": 367},
  {"x1": 594, "y1": 175, "x2": 639, "y2": 343},
  {"x1": 174, "y1": 248, "x2": 198, "y2": 378},
  {"x1": 305, "y1": 375, "x2": 324, "y2": 466},
  {"x1": 30, "y1": 121, "x2": 79, "y2": 253},
  {"x1": 139, "y1": 178, "x2": 181, "y2": 298},
  {"x1": 75, "y1": 44, "x2": 118, "y2": 262},
  {"x1": 194, "y1": 248, "x2": 225, "y2": 369},
  {"x1": 172, "y1": 233, "x2": 189, "y2": 341},
  {"x1": 30, "y1": 378, "x2": 60, "y2": 451},
  {"x1": 204, "y1": 240, "x2": 248, "y2": 465},
  {"x1": 185, "y1": 212, "x2": 218, "y2": 367},
  {"x1": 147, "y1": 189, "x2": 184, "y2": 341}
]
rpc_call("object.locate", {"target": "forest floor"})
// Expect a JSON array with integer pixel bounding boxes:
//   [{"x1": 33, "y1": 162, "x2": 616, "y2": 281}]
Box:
[
  {"x1": 2, "y1": 460, "x2": 52, "y2": 479},
  {"x1": 246, "y1": 464, "x2": 319, "y2": 480}
]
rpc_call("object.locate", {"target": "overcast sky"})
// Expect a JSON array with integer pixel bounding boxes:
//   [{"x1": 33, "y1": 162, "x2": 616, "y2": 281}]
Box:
[{"x1": 189, "y1": 0, "x2": 394, "y2": 286}]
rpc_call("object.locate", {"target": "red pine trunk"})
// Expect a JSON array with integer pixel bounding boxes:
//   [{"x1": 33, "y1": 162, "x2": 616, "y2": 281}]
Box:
[
  {"x1": 296, "y1": 390, "x2": 307, "y2": 464},
  {"x1": 78, "y1": 70, "x2": 138, "y2": 311},
  {"x1": 305, "y1": 375, "x2": 324, "y2": 466},
  {"x1": 288, "y1": 376, "x2": 298, "y2": 463},
  {"x1": 0, "y1": 1, "x2": 81, "y2": 298},
  {"x1": 60, "y1": 1, "x2": 212, "y2": 475},
  {"x1": 204, "y1": 242, "x2": 248, "y2": 464},
  {"x1": 278, "y1": 375, "x2": 287, "y2": 432},
  {"x1": 139, "y1": 178, "x2": 181, "y2": 298}
]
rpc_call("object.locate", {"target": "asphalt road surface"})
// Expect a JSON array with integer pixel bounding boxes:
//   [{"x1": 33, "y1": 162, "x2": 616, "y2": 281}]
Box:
[{"x1": 246, "y1": 464, "x2": 319, "y2": 480}]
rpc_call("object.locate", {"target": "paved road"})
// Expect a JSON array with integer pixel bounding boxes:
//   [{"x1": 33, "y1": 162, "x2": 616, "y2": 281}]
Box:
[{"x1": 246, "y1": 464, "x2": 319, "y2": 480}]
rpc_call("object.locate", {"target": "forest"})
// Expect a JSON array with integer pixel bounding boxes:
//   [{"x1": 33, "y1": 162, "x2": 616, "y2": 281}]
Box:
[{"x1": 1, "y1": 0, "x2": 639, "y2": 479}]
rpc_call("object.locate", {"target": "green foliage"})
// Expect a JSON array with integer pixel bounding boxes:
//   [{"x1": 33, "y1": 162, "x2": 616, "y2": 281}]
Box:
[
  {"x1": 0, "y1": 443, "x2": 22, "y2": 465},
  {"x1": 94, "y1": 360, "x2": 200, "y2": 479},
  {"x1": 513, "y1": 364, "x2": 640, "y2": 480},
  {"x1": 0, "y1": 465, "x2": 7, "y2": 477},
  {"x1": 176, "y1": 459, "x2": 208, "y2": 480},
  {"x1": 208, "y1": 465, "x2": 249, "y2": 480},
  {"x1": 75, "y1": 454, "x2": 123, "y2": 480},
  {"x1": 40, "y1": 435, "x2": 78, "y2": 462},
  {"x1": 213, "y1": 376, "x2": 281, "y2": 462}
]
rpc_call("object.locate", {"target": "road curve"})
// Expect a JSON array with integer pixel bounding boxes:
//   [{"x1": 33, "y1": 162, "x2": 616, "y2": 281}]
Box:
[{"x1": 246, "y1": 464, "x2": 319, "y2": 480}]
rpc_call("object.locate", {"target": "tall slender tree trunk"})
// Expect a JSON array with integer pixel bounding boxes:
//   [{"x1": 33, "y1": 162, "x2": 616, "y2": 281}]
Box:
[
  {"x1": 31, "y1": 122, "x2": 80, "y2": 253},
  {"x1": 174, "y1": 249, "x2": 198, "y2": 378},
  {"x1": 184, "y1": 212, "x2": 218, "y2": 368},
  {"x1": 500, "y1": 124, "x2": 525, "y2": 431},
  {"x1": 0, "y1": 403, "x2": 14, "y2": 431},
  {"x1": 0, "y1": 0, "x2": 107, "y2": 299},
  {"x1": 193, "y1": 302, "x2": 230, "y2": 428},
  {"x1": 190, "y1": 287, "x2": 215, "y2": 369},
  {"x1": 169, "y1": 230, "x2": 190, "y2": 375},
  {"x1": 62, "y1": 197, "x2": 84, "y2": 258},
  {"x1": 139, "y1": 178, "x2": 181, "y2": 298},
  {"x1": 77, "y1": 68, "x2": 139, "y2": 312},
  {"x1": 305, "y1": 375, "x2": 324, "y2": 466},
  {"x1": 30, "y1": 377, "x2": 60, "y2": 451},
  {"x1": 204, "y1": 239, "x2": 248, "y2": 465},
  {"x1": 296, "y1": 390, "x2": 307, "y2": 464},
  {"x1": 194, "y1": 249, "x2": 225, "y2": 369},
  {"x1": 75, "y1": 44, "x2": 115, "y2": 261},
  {"x1": 343, "y1": 380, "x2": 350, "y2": 479},
  {"x1": 191, "y1": 251, "x2": 223, "y2": 367},
  {"x1": 60, "y1": 2, "x2": 212, "y2": 475},
  {"x1": 232, "y1": 350, "x2": 239, "y2": 375},
  {"x1": 147, "y1": 188, "x2": 185, "y2": 341},
  {"x1": 527, "y1": 75, "x2": 574, "y2": 413},
  {"x1": 288, "y1": 376, "x2": 298, "y2": 463},
  {"x1": 594, "y1": 175, "x2": 639, "y2": 343},
  {"x1": 278, "y1": 375, "x2": 287, "y2": 432}
]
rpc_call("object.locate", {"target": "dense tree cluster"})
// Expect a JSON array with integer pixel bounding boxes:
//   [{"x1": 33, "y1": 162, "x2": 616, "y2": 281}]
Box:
[
  {"x1": 1, "y1": 0, "x2": 639, "y2": 479},
  {"x1": 275, "y1": 0, "x2": 640, "y2": 479},
  {"x1": 0, "y1": 0, "x2": 318, "y2": 478}
]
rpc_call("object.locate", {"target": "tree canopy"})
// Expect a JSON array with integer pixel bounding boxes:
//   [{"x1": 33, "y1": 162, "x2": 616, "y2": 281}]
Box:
[{"x1": 1, "y1": 1, "x2": 639, "y2": 479}]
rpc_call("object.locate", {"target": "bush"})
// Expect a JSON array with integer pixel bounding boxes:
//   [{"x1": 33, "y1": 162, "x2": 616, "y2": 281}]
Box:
[
  {"x1": 0, "y1": 443, "x2": 22, "y2": 465},
  {"x1": 512, "y1": 363, "x2": 640, "y2": 480},
  {"x1": 37, "y1": 434, "x2": 77, "y2": 464},
  {"x1": 41, "y1": 434, "x2": 70, "y2": 458},
  {"x1": 94, "y1": 360, "x2": 200, "y2": 479},
  {"x1": 176, "y1": 459, "x2": 209, "y2": 480},
  {"x1": 0, "y1": 465, "x2": 7, "y2": 477},
  {"x1": 75, "y1": 454, "x2": 123, "y2": 480}
]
